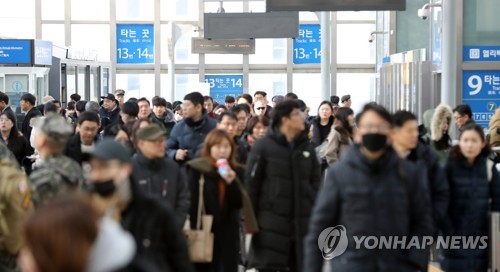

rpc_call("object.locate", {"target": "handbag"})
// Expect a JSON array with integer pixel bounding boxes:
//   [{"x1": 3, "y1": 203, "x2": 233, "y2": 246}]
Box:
[{"x1": 183, "y1": 175, "x2": 214, "y2": 263}]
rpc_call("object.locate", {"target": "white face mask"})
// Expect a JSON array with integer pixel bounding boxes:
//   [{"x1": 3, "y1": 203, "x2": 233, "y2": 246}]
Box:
[{"x1": 174, "y1": 113, "x2": 183, "y2": 122}]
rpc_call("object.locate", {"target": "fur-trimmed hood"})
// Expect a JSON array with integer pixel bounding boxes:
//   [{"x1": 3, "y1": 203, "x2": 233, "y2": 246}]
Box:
[{"x1": 431, "y1": 104, "x2": 453, "y2": 141}]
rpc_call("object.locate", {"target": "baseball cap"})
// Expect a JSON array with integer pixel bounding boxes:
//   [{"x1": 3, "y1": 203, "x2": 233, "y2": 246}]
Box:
[
  {"x1": 36, "y1": 115, "x2": 73, "y2": 141},
  {"x1": 84, "y1": 138, "x2": 131, "y2": 163},
  {"x1": 114, "y1": 89, "x2": 125, "y2": 96},
  {"x1": 136, "y1": 124, "x2": 166, "y2": 141},
  {"x1": 101, "y1": 93, "x2": 117, "y2": 102},
  {"x1": 341, "y1": 95, "x2": 351, "y2": 103}
]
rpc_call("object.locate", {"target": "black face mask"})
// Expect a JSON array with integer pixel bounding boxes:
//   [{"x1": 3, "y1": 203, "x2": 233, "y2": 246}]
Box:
[
  {"x1": 92, "y1": 180, "x2": 116, "y2": 197},
  {"x1": 362, "y1": 133, "x2": 387, "y2": 152}
]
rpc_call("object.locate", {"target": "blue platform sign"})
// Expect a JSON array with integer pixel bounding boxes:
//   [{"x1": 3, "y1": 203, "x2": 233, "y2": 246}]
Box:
[
  {"x1": 293, "y1": 24, "x2": 321, "y2": 64},
  {"x1": 116, "y1": 24, "x2": 154, "y2": 64},
  {"x1": 0, "y1": 40, "x2": 32, "y2": 64},
  {"x1": 34, "y1": 40, "x2": 53, "y2": 65},
  {"x1": 464, "y1": 46, "x2": 500, "y2": 62},
  {"x1": 204, "y1": 75, "x2": 243, "y2": 105},
  {"x1": 462, "y1": 71, "x2": 500, "y2": 127}
]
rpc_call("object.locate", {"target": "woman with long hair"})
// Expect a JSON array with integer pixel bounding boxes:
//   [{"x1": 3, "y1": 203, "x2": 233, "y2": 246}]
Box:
[
  {"x1": 324, "y1": 107, "x2": 355, "y2": 165},
  {"x1": 440, "y1": 123, "x2": 500, "y2": 272},
  {"x1": 186, "y1": 129, "x2": 243, "y2": 272},
  {"x1": 309, "y1": 101, "x2": 335, "y2": 170},
  {"x1": 0, "y1": 111, "x2": 32, "y2": 165}
]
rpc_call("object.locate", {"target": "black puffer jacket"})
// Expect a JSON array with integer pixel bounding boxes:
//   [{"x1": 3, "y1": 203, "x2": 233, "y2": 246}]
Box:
[
  {"x1": 304, "y1": 145, "x2": 433, "y2": 272},
  {"x1": 121, "y1": 180, "x2": 194, "y2": 272},
  {"x1": 440, "y1": 155, "x2": 500, "y2": 272},
  {"x1": 130, "y1": 152, "x2": 190, "y2": 229},
  {"x1": 407, "y1": 142, "x2": 449, "y2": 234},
  {"x1": 245, "y1": 126, "x2": 321, "y2": 271}
]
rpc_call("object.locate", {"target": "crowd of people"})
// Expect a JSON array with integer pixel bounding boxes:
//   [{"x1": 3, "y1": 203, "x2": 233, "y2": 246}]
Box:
[{"x1": 0, "y1": 88, "x2": 499, "y2": 272}]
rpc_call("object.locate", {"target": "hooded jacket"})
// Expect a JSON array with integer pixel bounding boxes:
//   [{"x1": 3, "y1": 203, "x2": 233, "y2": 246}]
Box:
[
  {"x1": 152, "y1": 109, "x2": 176, "y2": 138},
  {"x1": 245, "y1": 126, "x2": 321, "y2": 271},
  {"x1": 304, "y1": 145, "x2": 433, "y2": 272},
  {"x1": 431, "y1": 104, "x2": 452, "y2": 142}
]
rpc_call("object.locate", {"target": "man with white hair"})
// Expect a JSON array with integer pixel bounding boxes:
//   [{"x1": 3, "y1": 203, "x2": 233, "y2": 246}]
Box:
[{"x1": 36, "y1": 96, "x2": 55, "y2": 115}]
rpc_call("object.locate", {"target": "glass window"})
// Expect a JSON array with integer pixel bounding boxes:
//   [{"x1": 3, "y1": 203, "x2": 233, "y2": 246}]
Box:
[
  {"x1": 249, "y1": 74, "x2": 287, "y2": 100},
  {"x1": 174, "y1": 74, "x2": 202, "y2": 101},
  {"x1": 0, "y1": 19, "x2": 35, "y2": 39},
  {"x1": 159, "y1": 74, "x2": 173, "y2": 101},
  {"x1": 117, "y1": 0, "x2": 154, "y2": 21},
  {"x1": 42, "y1": 0, "x2": 64, "y2": 20},
  {"x1": 249, "y1": 1, "x2": 266, "y2": 12},
  {"x1": 250, "y1": 39, "x2": 287, "y2": 64},
  {"x1": 0, "y1": 0, "x2": 34, "y2": 18},
  {"x1": 0, "y1": 0, "x2": 35, "y2": 39},
  {"x1": 71, "y1": 24, "x2": 110, "y2": 61},
  {"x1": 205, "y1": 54, "x2": 243, "y2": 65},
  {"x1": 337, "y1": 24, "x2": 376, "y2": 64},
  {"x1": 116, "y1": 74, "x2": 155, "y2": 100},
  {"x1": 42, "y1": 24, "x2": 65, "y2": 46},
  {"x1": 299, "y1": 12, "x2": 319, "y2": 22},
  {"x1": 337, "y1": 73, "x2": 375, "y2": 113},
  {"x1": 337, "y1": 11, "x2": 376, "y2": 21},
  {"x1": 204, "y1": 2, "x2": 243, "y2": 13},
  {"x1": 71, "y1": 0, "x2": 109, "y2": 20},
  {"x1": 293, "y1": 73, "x2": 322, "y2": 112},
  {"x1": 463, "y1": 0, "x2": 500, "y2": 46},
  {"x1": 161, "y1": 0, "x2": 199, "y2": 21},
  {"x1": 173, "y1": 31, "x2": 199, "y2": 64}
]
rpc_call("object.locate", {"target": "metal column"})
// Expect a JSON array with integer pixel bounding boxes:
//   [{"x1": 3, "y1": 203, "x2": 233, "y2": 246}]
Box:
[
  {"x1": 320, "y1": 12, "x2": 331, "y2": 101},
  {"x1": 441, "y1": 0, "x2": 458, "y2": 107}
]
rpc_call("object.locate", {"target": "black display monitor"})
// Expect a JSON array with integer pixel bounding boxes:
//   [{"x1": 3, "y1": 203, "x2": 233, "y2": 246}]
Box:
[{"x1": 266, "y1": 0, "x2": 406, "y2": 12}]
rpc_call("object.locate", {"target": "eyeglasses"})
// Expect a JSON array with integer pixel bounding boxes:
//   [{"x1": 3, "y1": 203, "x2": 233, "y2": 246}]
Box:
[{"x1": 256, "y1": 107, "x2": 265, "y2": 111}]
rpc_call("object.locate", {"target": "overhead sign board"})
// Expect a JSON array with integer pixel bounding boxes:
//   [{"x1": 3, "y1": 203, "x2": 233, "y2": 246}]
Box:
[
  {"x1": 116, "y1": 24, "x2": 154, "y2": 64},
  {"x1": 0, "y1": 40, "x2": 32, "y2": 65},
  {"x1": 204, "y1": 12, "x2": 299, "y2": 39},
  {"x1": 462, "y1": 70, "x2": 500, "y2": 127},
  {"x1": 192, "y1": 38, "x2": 255, "y2": 54},
  {"x1": 204, "y1": 75, "x2": 244, "y2": 105},
  {"x1": 266, "y1": 0, "x2": 405, "y2": 12},
  {"x1": 464, "y1": 46, "x2": 500, "y2": 62},
  {"x1": 34, "y1": 40, "x2": 53, "y2": 65},
  {"x1": 293, "y1": 24, "x2": 321, "y2": 64}
]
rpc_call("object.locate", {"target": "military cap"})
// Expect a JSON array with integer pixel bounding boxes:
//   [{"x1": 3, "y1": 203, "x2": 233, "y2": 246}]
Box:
[
  {"x1": 341, "y1": 95, "x2": 351, "y2": 103},
  {"x1": 136, "y1": 124, "x2": 166, "y2": 141},
  {"x1": 36, "y1": 115, "x2": 73, "y2": 140},
  {"x1": 114, "y1": 89, "x2": 125, "y2": 96},
  {"x1": 85, "y1": 138, "x2": 131, "y2": 163}
]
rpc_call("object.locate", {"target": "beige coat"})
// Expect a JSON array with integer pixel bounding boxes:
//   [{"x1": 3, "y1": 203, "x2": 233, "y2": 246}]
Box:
[{"x1": 325, "y1": 128, "x2": 353, "y2": 165}]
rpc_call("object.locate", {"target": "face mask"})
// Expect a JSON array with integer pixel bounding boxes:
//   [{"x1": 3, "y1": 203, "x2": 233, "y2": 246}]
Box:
[
  {"x1": 92, "y1": 180, "x2": 116, "y2": 197},
  {"x1": 362, "y1": 133, "x2": 387, "y2": 152},
  {"x1": 174, "y1": 113, "x2": 183, "y2": 122}
]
